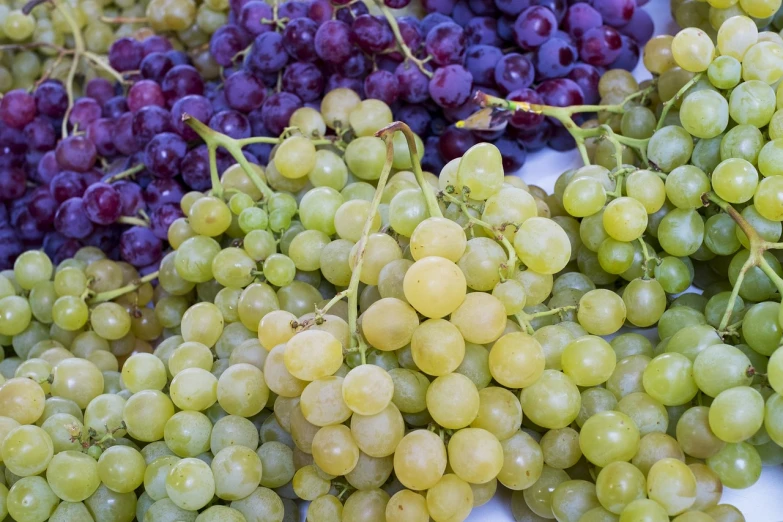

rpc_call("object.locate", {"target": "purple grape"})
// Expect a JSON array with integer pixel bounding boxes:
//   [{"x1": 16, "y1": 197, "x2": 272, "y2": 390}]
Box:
[
  {"x1": 592, "y1": 0, "x2": 635, "y2": 27},
  {"x1": 108, "y1": 37, "x2": 144, "y2": 72},
  {"x1": 68, "y1": 97, "x2": 102, "y2": 131},
  {"x1": 533, "y1": 37, "x2": 578, "y2": 79},
  {"x1": 248, "y1": 32, "x2": 290, "y2": 73},
  {"x1": 419, "y1": 13, "x2": 450, "y2": 36},
  {"x1": 438, "y1": 126, "x2": 478, "y2": 161},
  {"x1": 513, "y1": 6, "x2": 557, "y2": 50},
  {"x1": 112, "y1": 113, "x2": 141, "y2": 156},
  {"x1": 619, "y1": 8, "x2": 654, "y2": 45},
  {"x1": 55, "y1": 136, "x2": 97, "y2": 173},
  {"x1": 239, "y1": 1, "x2": 274, "y2": 36},
  {"x1": 261, "y1": 92, "x2": 303, "y2": 135},
  {"x1": 363, "y1": 70, "x2": 399, "y2": 106},
  {"x1": 161, "y1": 65, "x2": 205, "y2": 106},
  {"x1": 24, "y1": 118, "x2": 57, "y2": 151},
  {"x1": 171, "y1": 95, "x2": 214, "y2": 141},
  {"x1": 337, "y1": 50, "x2": 372, "y2": 78},
  {"x1": 468, "y1": 0, "x2": 498, "y2": 14},
  {"x1": 398, "y1": 17, "x2": 423, "y2": 51},
  {"x1": 142, "y1": 35, "x2": 173, "y2": 55},
  {"x1": 140, "y1": 53, "x2": 174, "y2": 84},
  {"x1": 335, "y1": 1, "x2": 368, "y2": 24},
  {"x1": 395, "y1": 62, "x2": 432, "y2": 103},
  {"x1": 511, "y1": 119, "x2": 552, "y2": 150},
  {"x1": 464, "y1": 17, "x2": 503, "y2": 46},
  {"x1": 279, "y1": 1, "x2": 309, "y2": 19},
  {"x1": 579, "y1": 25, "x2": 623, "y2": 66},
  {"x1": 34, "y1": 82, "x2": 68, "y2": 118},
  {"x1": 315, "y1": 20, "x2": 353, "y2": 64},
  {"x1": 385, "y1": 0, "x2": 411, "y2": 7},
  {"x1": 36, "y1": 152, "x2": 60, "y2": 185},
  {"x1": 150, "y1": 203, "x2": 183, "y2": 240},
  {"x1": 144, "y1": 178, "x2": 185, "y2": 210},
  {"x1": 549, "y1": 122, "x2": 576, "y2": 150},
  {"x1": 610, "y1": 35, "x2": 641, "y2": 71},
  {"x1": 114, "y1": 180, "x2": 146, "y2": 216},
  {"x1": 120, "y1": 226, "x2": 162, "y2": 267},
  {"x1": 0, "y1": 167, "x2": 26, "y2": 201},
  {"x1": 309, "y1": 0, "x2": 334, "y2": 23},
  {"x1": 425, "y1": 22, "x2": 466, "y2": 66},
  {"x1": 0, "y1": 127, "x2": 26, "y2": 169},
  {"x1": 132, "y1": 106, "x2": 174, "y2": 147},
  {"x1": 507, "y1": 88, "x2": 545, "y2": 130},
  {"x1": 230, "y1": 0, "x2": 253, "y2": 14},
  {"x1": 497, "y1": 15, "x2": 516, "y2": 41},
  {"x1": 282, "y1": 62, "x2": 325, "y2": 102},
  {"x1": 494, "y1": 53, "x2": 535, "y2": 95},
  {"x1": 27, "y1": 186, "x2": 58, "y2": 228},
  {"x1": 0, "y1": 227, "x2": 23, "y2": 269},
  {"x1": 165, "y1": 50, "x2": 190, "y2": 66},
  {"x1": 423, "y1": 0, "x2": 456, "y2": 13},
  {"x1": 396, "y1": 104, "x2": 431, "y2": 137},
  {"x1": 104, "y1": 96, "x2": 129, "y2": 119},
  {"x1": 54, "y1": 197, "x2": 94, "y2": 239},
  {"x1": 532, "y1": 0, "x2": 566, "y2": 22},
  {"x1": 209, "y1": 110, "x2": 252, "y2": 139},
  {"x1": 83, "y1": 183, "x2": 122, "y2": 225},
  {"x1": 536, "y1": 77, "x2": 584, "y2": 106},
  {"x1": 495, "y1": 0, "x2": 531, "y2": 17},
  {"x1": 85, "y1": 78, "x2": 115, "y2": 105},
  {"x1": 375, "y1": 55, "x2": 403, "y2": 74},
  {"x1": 325, "y1": 74, "x2": 365, "y2": 97},
  {"x1": 181, "y1": 146, "x2": 212, "y2": 191},
  {"x1": 13, "y1": 205, "x2": 47, "y2": 242},
  {"x1": 127, "y1": 80, "x2": 166, "y2": 113},
  {"x1": 451, "y1": 0, "x2": 474, "y2": 26},
  {"x1": 0, "y1": 90, "x2": 36, "y2": 129},
  {"x1": 224, "y1": 71, "x2": 267, "y2": 112},
  {"x1": 50, "y1": 171, "x2": 87, "y2": 204},
  {"x1": 144, "y1": 133, "x2": 188, "y2": 179},
  {"x1": 86, "y1": 118, "x2": 117, "y2": 157},
  {"x1": 210, "y1": 25, "x2": 251, "y2": 67},
  {"x1": 562, "y1": 3, "x2": 602, "y2": 39},
  {"x1": 351, "y1": 15, "x2": 394, "y2": 54},
  {"x1": 283, "y1": 17, "x2": 319, "y2": 61},
  {"x1": 52, "y1": 237, "x2": 81, "y2": 265},
  {"x1": 567, "y1": 63, "x2": 601, "y2": 104}
]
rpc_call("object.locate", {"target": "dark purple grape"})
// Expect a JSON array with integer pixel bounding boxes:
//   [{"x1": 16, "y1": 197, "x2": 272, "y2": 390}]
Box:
[
  {"x1": 142, "y1": 35, "x2": 173, "y2": 55},
  {"x1": 396, "y1": 104, "x2": 431, "y2": 137},
  {"x1": 86, "y1": 118, "x2": 117, "y2": 157},
  {"x1": 261, "y1": 92, "x2": 303, "y2": 135},
  {"x1": 209, "y1": 110, "x2": 251, "y2": 139},
  {"x1": 248, "y1": 32, "x2": 290, "y2": 73},
  {"x1": 532, "y1": 0, "x2": 566, "y2": 22},
  {"x1": 108, "y1": 37, "x2": 144, "y2": 72},
  {"x1": 282, "y1": 62, "x2": 324, "y2": 102},
  {"x1": 171, "y1": 95, "x2": 214, "y2": 141},
  {"x1": 619, "y1": 8, "x2": 654, "y2": 45},
  {"x1": 425, "y1": 22, "x2": 466, "y2": 66},
  {"x1": 579, "y1": 25, "x2": 623, "y2": 66},
  {"x1": 309, "y1": 0, "x2": 334, "y2": 24},
  {"x1": 85, "y1": 78, "x2": 115, "y2": 105},
  {"x1": 15, "y1": 207, "x2": 47, "y2": 243},
  {"x1": 68, "y1": 97, "x2": 102, "y2": 131},
  {"x1": 36, "y1": 151, "x2": 60, "y2": 185},
  {"x1": 513, "y1": 6, "x2": 557, "y2": 50},
  {"x1": 376, "y1": 55, "x2": 403, "y2": 74},
  {"x1": 144, "y1": 178, "x2": 185, "y2": 210},
  {"x1": 423, "y1": 0, "x2": 456, "y2": 13},
  {"x1": 314, "y1": 20, "x2": 353, "y2": 64},
  {"x1": 279, "y1": 1, "x2": 309, "y2": 19},
  {"x1": 495, "y1": 0, "x2": 531, "y2": 17},
  {"x1": 139, "y1": 56, "x2": 171, "y2": 89},
  {"x1": 127, "y1": 80, "x2": 166, "y2": 113},
  {"x1": 420, "y1": 135, "x2": 444, "y2": 172},
  {"x1": 112, "y1": 113, "x2": 141, "y2": 156},
  {"x1": 165, "y1": 50, "x2": 191, "y2": 66},
  {"x1": 336, "y1": 50, "x2": 372, "y2": 78},
  {"x1": 28, "y1": 187, "x2": 58, "y2": 228},
  {"x1": 0, "y1": 167, "x2": 25, "y2": 201},
  {"x1": 511, "y1": 119, "x2": 552, "y2": 150},
  {"x1": 395, "y1": 62, "x2": 431, "y2": 104},
  {"x1": 50, "y1": 171, "x2": 87, "y2": 204},
  {"x1": 0, "y1": 204, "x2": 6, "y2": 226},
  {"x1": 144, "y1": 133, "x2": 188, "y2": 179},
  {"x1": 181, "y1": 146, "x2": 212, "y2": 191},
  {"x1": 120, "y1": 226, "x2": 162, "y2": 267},
  {"x1": 132, "y1": 106, "x2": 174, "y2": 146},
  {"x1": 224, "y1": 71, "x2": 267, "y2": 113},
  {"x1": 230, "y1": 0, "x2": 253, "y2": 14},
  {"x1": 104, "y1": 96, "x2": 129, "y2": 119},
  {"x1": 592, "y1": 0, "x2": 635, "y2": 27},
  {"x1": 533, "y1": 37, "x2": 578, "y2": 79},
  {"x1": 0, "y1": 227, "x2": 22, "y2": 269},
  {"x1": 150, "y1": 203, "x2": 183, "y2": 240},
  {"x1": 351, "y1": 15, "x2": 394, "y2": 54},
  {"x1": 610, "y1": 35, "x2": 641, "y2": 71},
  {"x1": 507, "y1": 88, "x2": 545, "y2": 130},
  {"x1": 562, "y1": 3, "x2": 602, "y2": 39},
  {"x1": 363, "y1": 70, "x2": 398, "y2": 106},
  {"x1": 54, "y1": 197, "x2": 94, "y2": 239},
  {"x1": 464, "y1": 17, "x2": 502, "y2": 46},
  {"x1": 161, "y1": 65, "x2": 205, "y2": 106},
  {"x1": 497, "y1": 15, "x2": 515, "y2": 41},
  {"x1": 114, "y1": 180, "x2": 146, "y2": 216},
  {"x1": 335, "y1": 1, "x2": 368, "y2": 24},
  {"x1": 210, "y1": 25, "x2": 251, "y2": 67},
  {"x1": 438, "y1": 126, "x2": 478, "y2": 161},
  {"x1": 24, "y1": 118, "x2": 57, "y2": 151},
  {"x1": 0, "y1": 90, "x2": 36, "y2": 129},
  {"x1": 55, "y1": 136, "x2": 97, "y2": 173},
  {"x1": 0, "y1": 127, "x2": 27, "y2": 169},
  {"x1": 494, "y1": 53, "x2": 535, "y2": 95},
  {"x1": 325, "y1": 75, "x2": 364, "y2": 97},
  {"x1": 469, "y1": 0, "x2": 498, "y2": 14},
  {"x1": 536, "y1": 77, "x2": 584, "y2": 106},
  {"x1": 385, "y1": 0, "x2": 411, "y2": 7},
  {"x1": 83, "y1": 183, "x2": 122, "y2": 225},
  {"x1": 567, "y1": 63, "x2": 600, "y2": 104},
  {"x1": 451, "y1": 0, "x2": 473, "y2": 26},
  {"x1": 494, "y1": 135, "x2": 527, "y2": 171},
  {"x1": 549, "y1": 122, "x2": 576, "y2": 150},
  {"x1": 34, "y1": 82, "x2": 68, "y2": 118},
  {"x1": 52, "y1": 236, "x2": 81, "y2": 265},
  {"x1": 420, "y1": 13, "x2": 452, "y2": 36},
  {"x1": 282, "y1": 17, "x2": 319, "y2": 61},
  {"x1": 238, "y1": 1, "x2": 274, "y2": 36},
  {"x1": 398, "y1": 17, "x2": 423, "y2": 51}
]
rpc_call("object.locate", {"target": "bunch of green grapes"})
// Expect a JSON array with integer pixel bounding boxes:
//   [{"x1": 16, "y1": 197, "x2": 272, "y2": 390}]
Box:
[{"x1": 671, "y1": 0, "x2": 783, "y2": 36}]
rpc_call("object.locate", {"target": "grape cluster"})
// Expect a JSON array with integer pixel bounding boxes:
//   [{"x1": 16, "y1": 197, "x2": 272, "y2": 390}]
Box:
[{"x1": 670, "y1": 0, "x2": 783, "y2": 38}]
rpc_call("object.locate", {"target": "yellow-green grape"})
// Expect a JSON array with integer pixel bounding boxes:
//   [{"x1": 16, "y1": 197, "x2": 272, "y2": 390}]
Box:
[
  {"x1": 217, "y1": 363, "x2": 269, "y2": 417},
  {"x1": 0, "y1": 295, "x2": 32, "y2": 336},
  {"x1": 643, "y1": 353, "x2": 699, "y2": 406},
  {"x1": 519, "y1": 370, "x2": 581, "y2": 429},
  {"x1": 274, "y1": 136, "x2": 317, "y2": 179},
  {"x1": 293, "y1": 465, "x2": 331, "y2": 501},
  {"x1": 410, "y1": 217, "x2": 467, "y2": 262},
  {"x1": 759, "y1": 138, "x2": 783, "y2": 176},
  {"x1": 403, "y1": 256, "x2": 466, "y2": 318},
  {"x1": 311, "y1": 424, "x2": 360, "y2": 476},
  {"x1": 730, "y1": 80, "x2": 776, "y2": 128},
  {"x1": 481, "y1": 186, "x2": 537, "y2": 243},
  {"x1": 362, "y1": 298, "x2": 419, "y2": 352},
  {"x1": 561, "y1": 336, "x2": 616, "y2": 386},
  {"x1": 742, "y1": 42, "x2": 783, "y2": 84},
  {"x1": 386, "y1": 490, "x2": 429, "y2": 522},
  {"x1": 8, "y1": 476, "x2": 59, "y2": 522},
  {"x1": 50, "y1": 358, "x2": 103, "y2": 410},
  {"x1": 711, "y1": 158, "x2": 758, "y2": 204},
  {"x1": 309, "y1": 150, "x2": 348, "y2": 191},
  {"x1": 447, "y1": 428, "x2": 503, "y2": 484},
  {"x1": 522, "y1": 468, "x2": 569, "y2": 519},
  {"x1": 188, "y1": 196, "x2": 231, "y2": 237},
  {"x1": 688, "y1": 462, "x2": 722, "y2": 511},
  {"x1": 671, "y1": 28, "x2": 715, "y2": 72},
  {"x1": 121, "y1": 353, "x2": 166, "y2": 393},
  {"x1": 342, "y1": 364, "x2": 393, "y2": 416},
  {"x1": 0, "y1": 377, "x2": 40, "y2": 425},
  {"x1": 3, "y1": 10, "x2": 36, "y2": 41},
  {"x1": 488, "y1": 332, "x2": 545, "y2": 388},
  {"x1": 165, "y1": 457, "x2": 215, "y2": 511},
  {"x1": 644, "y1": 35, "x2": 677, "y2": 74},
  {"x1": 410, "y1": 318, "x2": 465, "y2": 376},
  {"x1": 708, "y1": 55, "x2": 742, "y2": 90},
  {"x1": 498, "y1": 430, "x2": 544, "y2": 490},
  {"x1": 334, "y1": 200, "x2": 380, "y2": 243},
  {"x1": 164, "y1": 411, "x2": 212, "y2": 458},
  {"x1": 693, "y1": 344, "x2": 753, "y2": 398},
  {"x1": 706, "y1": 442, "x2": 762, "y2": 489},
  {"x1": 1, "y1": 425, "x2": 53, "y2": 476},
  {"x1": 168, "y1": 341, "x2": 213, "y2": 375},
  {"x1": 391, "y1": 132, "x2": 426, "y2": 171},
  {"x1": 300, "y1": 376, "x2": 352, "y2": 427},
  {"x1": 349, "y1": 233, "x2": 402, "y2": 286},
  {"x1": 562, "y1": 177, "x2": 606, "y2": 218},
  {"x1": 321, "y1": 88, "x2": 362, "y2": 129},
  {"x1": 169, "y1": 368, "x2": 218, "y2": 411},
  {"x1": 394, "y1": 429, "x2": 447, "y2": 490},
  {"x1": 181, "y1": 302, "x2": 224, "y2": 347},
  {"x1": 455, "y1": 143, "x2": 504, "y2": 200},
  {"x1": 13, "y1": 251, "x2": 53, "y2": 291},
  {"x1": 716, "y1": 15, "x2": 758, "y2": 60},
  {"x1": 211, "y1": 445, "x2": 263, "y2": 501},
  {"x1": 708, "y1": 386, "x2": 764, "y2": 443},
  {"x1": 513, "y1": 217, "x2": 571, "y2": 274},
  {"x1": 623, "y1": 278, "x2": 667, "y2": 327},
  {"x1": 51, "y1": 295, "x2": 88, "y2": 332},
  {"x1": 680, "y1": 90, "x2": 728, "y2": 140},
  {"x1": 426, "y1": 474, "x2": 473, "y2": 522},
  {"x1": 603, "y1": 197, "x2": 648, "y2": 241},
  {"x1": 619, "y1": 498, "x2": 669, "y2": 522},
  {"x1": 540, "y1": 428, "x2": 582, "y2": 469},
  {"x1": 457, "y1": 237, "x2": 506, "y2": 292},
  {"x1": 577, "y1": 289, "x2": 627, "y2": 335},
  {"x1": 426, "y1": 373, "x2": 480, "y2": 429},
  {"x1": 284, "y1": 330, "x2": 343, "y2": 381},
  {"x1": 625, "y1": 170, "x2": 666, "y2": 214},
  {"x1": 264, "y1": 344, "x2": 307, "y2": 398},
  {"x1": 291, "y1": 106, "x2": 327, "y2": 139},
  {"x1": 470, "y1": 387, "x2": 523, "y2": 441},
  {"x1": 344, "y1": 136, "x2": 386, "y2": 181},
  {"x1": 257, "y1": 309, "x2": 297, "y2": 351},
  {"x1": 307, "y1": 494, "x2": 344, "y2": 521},
  {"x1": 492, "y1": 279, "x2": 527, "y2": 315},
  {"x1": 579, "y1": 411, "x2": 640, "y2": 467},
  {"x1": 46, "y1": 450, "x2": 100, "y2": 502},
  {"x1": 450, "y1": 292, "x2": 507, "y2": 345},
  {"x1": 211, "y1": 247, "x2": 256, "y2": 288},
  {"x1": 390, "y1": 189, "x2": 428, "y2": 237},
  {"x1": 676, "y1": 406, "x2": 725, "y2": 459},
  {"x1": 740, "y1": 0, "x2": 781, "y2": 19},
  {"x1": 90, "y1": 302, "x2": 131, "y2": 341},
  {"x1": 550, "y1": 479, "x2": 600, "y2": 522},
  {"x1": 646, "y1": 458, "x2": 697, "y2": 516},
  {"x1": 753, "y1": 175, "x2": 783, "y2": 221},
  {"x1": 123, "y1": 390, "x2": 175, "y2": 442},
  {"x1": 343, "y1": 489, "x2": 390, "y2": 521},
  {"x1": 647, "y1": 125, "x2": 694, "y2": 173}
]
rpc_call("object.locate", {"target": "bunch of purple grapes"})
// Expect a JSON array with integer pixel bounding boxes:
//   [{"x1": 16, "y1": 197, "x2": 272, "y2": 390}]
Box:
[
  {"x1": 0, "y1": 34, "x2": 268, "y2": 270},
  {"x1": 210, "y1": 0, "x2": 654, "y2": 172}
]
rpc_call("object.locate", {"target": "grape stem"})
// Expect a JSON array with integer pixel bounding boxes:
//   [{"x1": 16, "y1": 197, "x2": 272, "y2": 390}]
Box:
[
  {"x1": 88, "y1": 270, "x2": 159, "y2": 304},
  {"x1": 315, "y1": 290, "x2": 348, "y2": 321},
  {"x1": 368, "y1": 0, "x2": 433, "y2": 78},
  {"x1": 117, "y1": 216, "x2": 149, "y2": 227},
  {"x1": 656, "y1": 73, "x2": 703, "y2": 131},
  {"x1": 99, "y1": 15, "x2": 148, "y2": 23},
  {"x1": 514, "y1": 306, "x2": 577, "y2": 335},
  {"x1": 637, "y1": 237, "x2": 659, "y2": 279},
  {"x1": 377, "y1": 121, "x2": 443, "y2": 218},
  {"x1": 103, "y1": 163, "x2": 145, "y2": 183}
]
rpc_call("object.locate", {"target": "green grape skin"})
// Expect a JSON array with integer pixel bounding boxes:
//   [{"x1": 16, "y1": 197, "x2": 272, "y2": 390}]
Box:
[
  {"x1": 550, "y1": 479, "x2": 601, "y2": 522},
  {"x1": 758, "y1": 137, "x2": 783, "y2": 176},
  {"x1": 595, "y1": 461, "x2": 646, "y2": 514},
  {"x1": 706, "y1": 442, "x2": 762, "y2": 489},
  {"x1": 657, "y1": 209, "x2": 705, "y2": 257},
  {"x1": 579, "y1": 411, "x2": 640, "y2": 467},
  {"x1": 708, "y1": 55, "x2": 742, "y2": 89},
  {"x1": 647, "y1": 126, "x2": 694, "y2": 173},
  {"x1": 619, "y1": 498, "x2": 670, "y2": 522},
  {"x1": 720, "y1": 124, "x2": 765, "y2": 165},
  {"x1": 7, "y1": 476, "x2": 60, "y2": 522},
  {"x1": 708, "y1": 386, "x2": 764, "y2": 443},
  {"x1": 680, "y1": 90, "x2": 728, "y2": 138},
  {"x1": 165, "y1": 457, "x2": 215, "y2": 511},
  {"x1": 46, "y1": 450, "x2": 100, "y2": 502},
  {"x1": 623, "y1": 278, "x2": 666, "y2": 327},
  {"x1": 1, "y1": 425, "x2": 53, "y2": 476},
  {"x1": 625, "y1": 170, "x2": 666, "y2": 213},
  {"x1": 692, "y1": 344, "x2": 753, "y2": 398},
  {"x1": 643, "y1": 353, "x2": 699, "y2": 406},
  {"x1": 498, "y1": 430, "x2": 544, "y2": 490},
  {"x1": 519, "y1": 370, "x2": 581, "y2": 429},
  {"x1": 729, "y1": 80, "x2": 776, "y2": 128},
  {"x1": 646, "y1": 458, "x2": 697, "y2": 515}
]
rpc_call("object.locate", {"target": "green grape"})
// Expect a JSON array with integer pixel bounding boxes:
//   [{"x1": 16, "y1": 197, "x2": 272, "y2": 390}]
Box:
[
  {"x1": 720, "y1": 124, "x2": 765, "y2": 165},
  {"x1": 704, "y1": 213, "x2": 740, "y2": 256},
  {"x1": 426, "y1": 373, "x2": 479, "y2": 430},
  {"x1": 519, "y1": 370, "x2": 581, "y2": 429},
  {"x1": 647, "y1": 126, "x2": 694, "y2": 173},
  {"x1": 693, "y1": 344, "x2": 753, "y2": 397},
  {"x1": 707, "y1": 55, "x2": 742, "y2": 89},
  {"x1": 665, "y1": 165, "x2": 711, "y2": 210},
  {"x1": 758, "y1": 137, "x2": 783, "y2": 176},
  {"x1": 8, "y1": 476, "x2": 59, "y2": 522},
  {"x1": 165, "y1": 457, "x2": 215, "y2": 511},
  {"x1": 716, "y1": 15, "x2": 757, "y2": 60},
  {"x1": 607, "y1": 354, "x2": 651, "y2": 399},
  {"x1": 577, "y1": 289, "x2": 626, "y2": 335},
  {"x1": 243, "y1": 230, "x2": 276, "y2": 262},
  {"x1": 455, "y1": 143, "x2": 504, "y2": 200},
  {"x1": 611, "y1": 333, "x2": 653, "y2": 358},
  {"x1": 579, "y1": 411, "x2": 640, "y2": 467},
  {"x1": 621, "y1": 106, "x2": 657, "y2": 139},
  {"x1": 602, "y1": 197, "x2": 648, "y2": 241},
  {"x1": 562, "y1": 177, "x2": 606, "y2": 217},
  {"x1": 645, "y1": 458, "x2": 697, "y2": 516},
  {"x1": 550, "y1": 479, "x2": 600, "y2": 522},
  {"x1": 46, "y1": 450, "x2": 100, "y2": 502},
  {"x1": 291, "y1": 106, "x2": 327, "y2": 138},
  {"x1": 561, "y1": 335, "x2": 616, "y2": 386},
  {"x1": 658, "y1": 209, "x2": 704, "y2": 257},
  {"x1": 706, "y1": 442, "x2": 762, "y2": 489},
  {"x1": 742, "y1": 301, "x2": 782, "y2": 355},
  {"x1": 676, "y1": 406, "x2": 725, "y2": 459},
  {"x1": 481, "y1": 186, "x2": 537, "y2": 243},
  {"x1": 643, "y1": 353, "x2": 699, "y2": 405},
  {"x1": 489, "y1": 332, "x2": 545, "y2": 388},
  {"x1": 618, "y1": 391, "x2": 668, "y2": 435},
  {"x1": 189, "y1": 196, "x2": 231, "y2": 237},
  {"x1": 680, "y1": 90, "x2": 728, "y2": 138},
  {"x1": 653, "y1": 257, "x2": 692, "y2": 294},
  {"x1": 3, "y1": 10, "x2": 36, "y2": 41},
  {"x1": 211, "y1": 247, "x2": 256, "y2": 288},
  {"x1": 619, "y1": 498, "x2": 670, "y2": 522},
  {"x1": 164, "y1": 411, "x2": 212, "y2": 458},
  {"x1": 708, "y1": 386, "x2": 764, "y2": 442},
  {"x1": 274, "y1": 136, "x2": 316, "y2": 179},
  {"x1": 625, "y1": 169, "x2": 666, "y2": 213},
  {"x1": 623, "y1": 278, "x2": 666, "y2": 327},
  {"x1": 577, "y1": 386, "x2": 618, "y2": 428},
  {"x1": 742, "y1": 41, "x2": 783, "y2": 84},
  {"x1": 51, "y1": 358, "x2": 103, "y2": 410},
  {"x1": 513, "y1": 217, "x2": 571, "y2": 275},
  {"x1": 175, "y1": 235, "x2": 221, "y2": 283},
  {"x1": 121, "y1": 353, "x2": 166, "y2": 393},
  {"x1": 386, "y1": 490, "x2": 427, "y2": 522},
  {"x1": 754, "y1": 175, "x2": 783, "y2": 220},
  {"x1": 389, "y1": 189, "x2": 428, "y2": 238},
  {"x1": 671, "y1": 27, "x2": 715, "y2": 72},
  {"x1": 84, "y1": 394, "x2": 125, "y2": 439},
  {"x1": 123, "y1": 390, "x2": 175, "y2": 442},
  {"x1": 1, "y1": 425, "x2": 53, "y2": 476},
  {"x1": 13, "y1": 251, "x2": 53, "y2": 290},
  {"x1": 344, "y1": 136, "x2": 386, "y2": 180},
  {"x1": 729, "y1": 80, "x2": 776, "y2": 127},
  {"x1": 211, "y1": 445, "x2": 263, "y2": 501},
  {"x1": 393, "y1": 429, "x2": 447, "y2": 490},
  {"x1": 0, "y1": 296, "x2": 31, "y2": 336},
  {"x1": 595, "y1": 461, "x2": 646, "y2": 514}
]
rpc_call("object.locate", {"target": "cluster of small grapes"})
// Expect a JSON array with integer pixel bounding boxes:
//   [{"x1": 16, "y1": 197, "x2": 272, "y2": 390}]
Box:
[{"x1": 669, "y1": 0, "x2": 783, "y2": 38}]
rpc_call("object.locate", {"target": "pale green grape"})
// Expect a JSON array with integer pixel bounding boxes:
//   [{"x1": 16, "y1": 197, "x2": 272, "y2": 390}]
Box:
[
  {"x1": 561, "y1": 335, "x2": 616, "y2": 386},
  {"x1": 708, "y1": 386, "x2": 764, "y2": 442},
  {"x1": 707, "y1": 55, "x2": 742, "y2": 89},
  {"x1": 166, "y1": 457, "x2": 215, "y2": 511},
  {"x1": 513, "y1": 217, "x2": 571, "y2": 275},
  {"x1": 7, "y1": 476, "x2": 59, "y2": 522},
  {"x1": 693, "y1": 344, "x2": 753, "y2": 397},
  {"x1": 729, "y1": 80, "x2": 776, "y2": 127},
  {"x1": 46, "y1": 450, "x2": 100, "y2": 502},
  {"x1": 716, "y1": 15, "x2": 758, "y2": 60},
  {"x1": 519, "y1": 370, "x2": 581, "y2": 429},
  {"x1": 665, "y1": 165, "x2": 711, "y2": 210},
  {"x1": 164, "y1": 411, "x2": 212, "y2": 458},
  {"x1": 742, "y1": 41, "x2": 783, "y2": 84},
  {"x1": 577, "y1": 289, "x2": 627, "y2": 335},
  {"x1": 647, "y1": 126, "x2": 694, "y2": 173},
  {"x1": 211, "y1": 445, "x2": 263, "y2": 501},
  {"x1": 643, "y1": 353, "x2": 699, "y2": 405},
  {"x1": 123, "y1": 390, "x2": 175, "y2": 442},
  {"x1": 489, "y1": 332, "x2": 545, "y2": 388},
  {"x1": 393, "y1": 429, "x2": 447, "y2": 490},
  {"x1": 706, "y1": 442, "x2": 762, "y2": 489},
  {"x1": 1, "y1": 425, "x2": 53, "y2": 476},
  {"x1": 596, "y1": 461, "x2": 646, "y2": 514},
  {"x1": 681, "y1": 90, "x2": 728, "y2": 138},
  {"x1": 579, "y1": 411, "x2": 640, "y2": 467}
]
